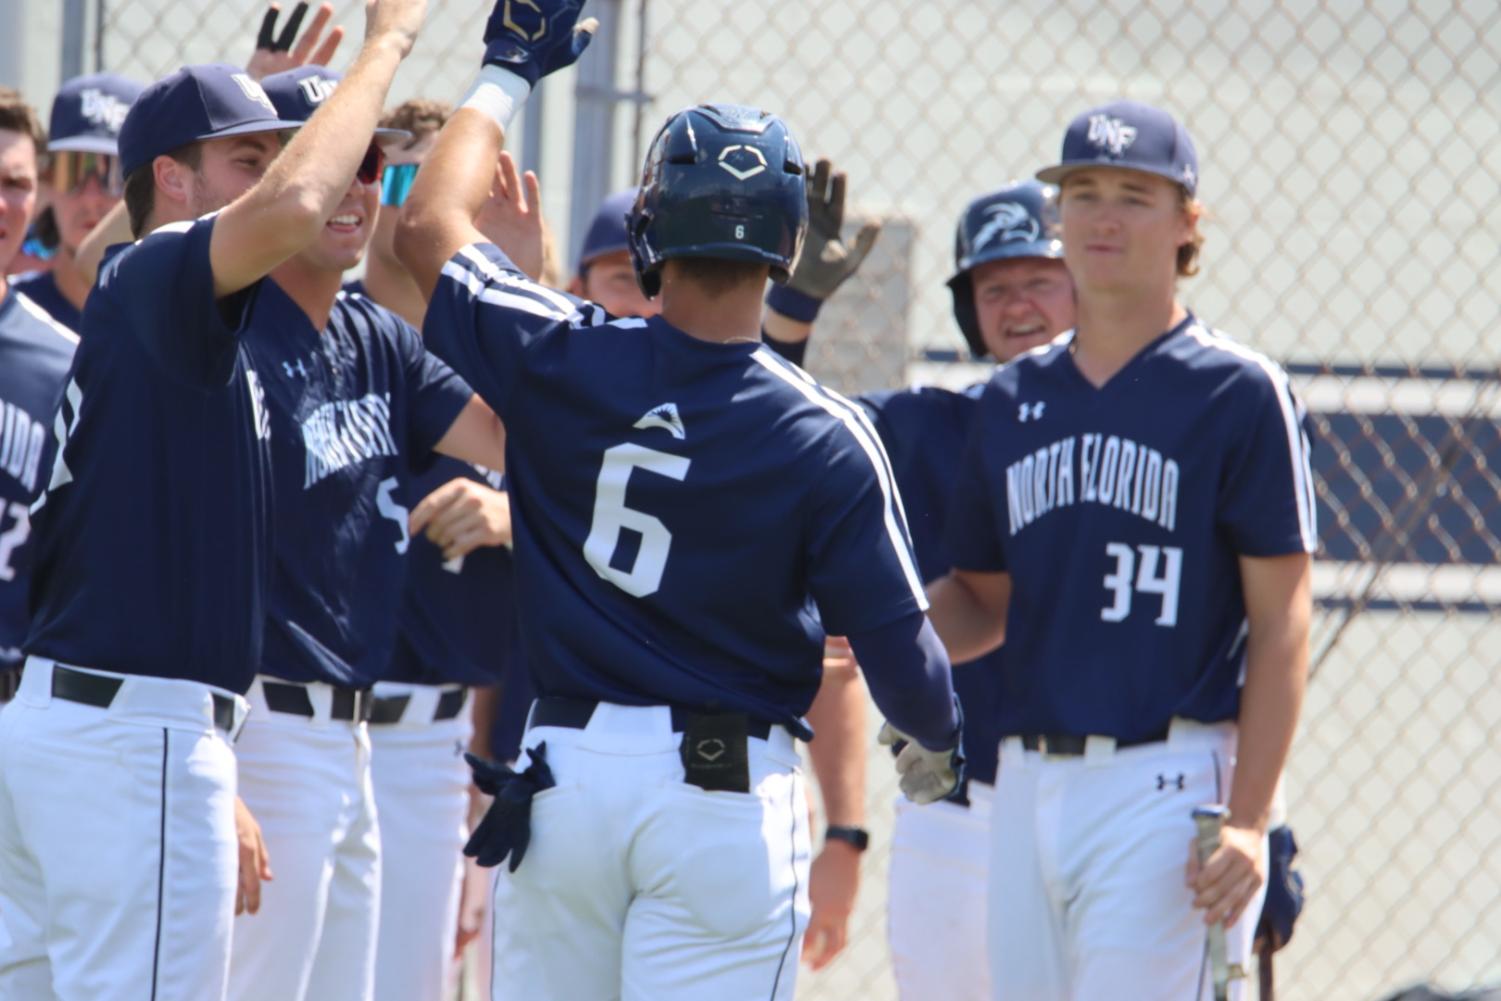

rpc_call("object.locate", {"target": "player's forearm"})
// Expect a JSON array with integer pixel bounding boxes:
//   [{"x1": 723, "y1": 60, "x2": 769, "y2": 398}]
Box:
[
  {"x1": 1228, "y1": 556, "x2": 1311, "y2": 833},
  {"x1": 849, "y1": 613, "x2": 959, "y2": 751},
  {"x1": 397, "y1": 109, "x2": 508, "y2": 299},
  {"x1": 804, "y1": 666, "x2": 868, "y2": 828},
  {"x1": 924, "y1": 571, "x2": 1007, "y2": 663},
  {"x1": 433, "y1": 395, "x2": 507, "y2": 472}
]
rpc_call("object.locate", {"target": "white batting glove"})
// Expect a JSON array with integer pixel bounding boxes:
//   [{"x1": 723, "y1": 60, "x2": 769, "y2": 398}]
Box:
[{"x1": 877, "y1": 722, "x2": 963, "y2": 805}]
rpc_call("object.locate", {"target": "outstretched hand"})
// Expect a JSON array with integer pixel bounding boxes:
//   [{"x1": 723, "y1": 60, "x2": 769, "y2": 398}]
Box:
[
  {"x1": 475, "y1": 151, "x2": 546, "y2": 282},
  {"x1": 482, "y1": 0, "x2": 598, "y2": 86},
  {"x1": 247, "y1": 2, "x2": 345, "y2": 79},
  {"x1": 787, "y1": 157, "x2": 881, "y2": 302}
]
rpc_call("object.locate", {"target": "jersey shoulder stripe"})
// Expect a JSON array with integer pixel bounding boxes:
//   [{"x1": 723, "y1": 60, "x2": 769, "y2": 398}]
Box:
[
  {"x1": 749, "y1": 348, "x2": 928, "y2": 609},
  {"x1": 1185, "y1": 323, "x2": 1317, "y2": 551},
  {"x1": 14, "y1": 292, "x2": 80, "y2": 346},
  {"x1": 454, "y1": 243, "x2": 582, "y2": 318}
]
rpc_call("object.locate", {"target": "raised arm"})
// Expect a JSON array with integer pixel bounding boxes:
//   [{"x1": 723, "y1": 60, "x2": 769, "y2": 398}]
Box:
[
  {"x1": 397, "y1": 0, "x2": 596, "y2": 299},
  {"x1": 209, "y1": 0, "x2": 425, "y2": 297}
]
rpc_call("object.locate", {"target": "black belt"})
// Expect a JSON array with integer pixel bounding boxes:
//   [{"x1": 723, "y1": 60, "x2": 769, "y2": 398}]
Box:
[
  {"x1": 1014, "y1": 727, "x2": 1171, "y2": 756},
  {"x1": 529, "y1": 697, "x2": 778, "y2": 741},
  {"x1": 368, "y1": 687, "x2": 469, "y2": 726},
  {"x1": 261, "y1": 680, "x2": 373, "y2": 722},
  {"x1": 0, "y1": 667, "x2": 20, "y2": 702},
  {"x1": 51, "y1": 665, "x2": 236, "y2": 733}
]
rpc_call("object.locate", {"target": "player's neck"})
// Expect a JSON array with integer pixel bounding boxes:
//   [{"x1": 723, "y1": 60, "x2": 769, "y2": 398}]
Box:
[
  {"x1": 658, "y1": 276, "x2": 764, "y2": 346},
  {"x1": 271, "y1": 260, "x2": 343, "y2": 330},
  {"x1": 1071, "y1": 292, "x2": 1187, "y2": 388},
  {"x1": 362, "y1": 251, "x2": 426, "y2": 327},
  {"x1": 50, "y1": 247, "x2": 91, "y2": 311}
]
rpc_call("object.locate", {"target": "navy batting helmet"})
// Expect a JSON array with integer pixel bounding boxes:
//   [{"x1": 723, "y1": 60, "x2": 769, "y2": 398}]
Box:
[
  {"x1": 627, "y1": 104, "x2": 807, "y2": 299},
  {"x1": 946, "y1": 180, "x2": 1063, "y2": 358}
]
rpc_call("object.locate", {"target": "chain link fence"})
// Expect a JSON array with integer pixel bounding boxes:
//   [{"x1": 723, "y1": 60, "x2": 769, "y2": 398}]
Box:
[{"x1": 72, "y1": 0, "x2": 1501, "y2": 998}]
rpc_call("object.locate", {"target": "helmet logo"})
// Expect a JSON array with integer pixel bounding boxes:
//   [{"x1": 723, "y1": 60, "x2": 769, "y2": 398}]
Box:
[
  {"x1": 1086, "y1": 114, "x2": 1137, "y2": 156},
  {"x1": 501, "y1": 0, "x2": 547, "y2": 41},
  {"x1": 972, "y1": 202, "x2": 1038, "y2": 251},
  {"x1": 717, "y1": 144, "x2": 767, "y2": 181}
]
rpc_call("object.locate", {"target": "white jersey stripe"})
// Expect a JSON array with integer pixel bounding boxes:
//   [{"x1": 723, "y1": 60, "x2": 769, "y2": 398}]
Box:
[
  {"x1": 750, "y1": 349, "x2": 928, "y2": 609},
  {"x1": 1186, "y1": 324, "x2": 1317, "y2": 551},
  {"x1": 14, "y1": 293, "x2": 80, "y2": 345},
  {"x1": 457, "y1": 243, "x2": 582, "y2": 316},
  {"x1": 440, "y1": 260, "x2": 574, "y2": 322}
]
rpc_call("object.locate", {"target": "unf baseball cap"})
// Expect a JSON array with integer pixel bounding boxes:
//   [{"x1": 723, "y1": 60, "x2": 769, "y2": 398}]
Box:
[
  {"x1": 117, "y1": 63, "x2": 304, "y2": 177},
  {"x1": 1036, "y1": 99, "x2": 1199, "y2": 196},
  {"x1": 576, "y1": 188, "x2": 639, "y2": 272},
  {"x1": 260, "y1": 66, "x2": 410, "y2": 142},
  {"x1": 48, "y1": 73, "x2": 144, "y2": 154}
]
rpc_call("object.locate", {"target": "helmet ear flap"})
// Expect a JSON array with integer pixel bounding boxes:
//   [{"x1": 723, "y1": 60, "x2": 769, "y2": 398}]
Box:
[
  {"x1": 627, "y1": 203, "x2": 661, "y2": 299},
  {"x1": 947, "y1": 273, "x2": 988, "y2": 359}
]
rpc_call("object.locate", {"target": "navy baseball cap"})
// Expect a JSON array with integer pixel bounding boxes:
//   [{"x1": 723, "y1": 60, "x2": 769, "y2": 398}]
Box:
[
  {"x1": 260, "y1": 66, "x2": 410, "y2": 143},
  {"x1": 48, "y1": 73, "x2": 144, "y2": 154},
  {"x1": 576, "y1": 188, "x2": 638, "y2": 272},
  {"x1": 117, "y1": 63, "x2": 304, "y2": 178},
  {"x1": 1036, "y1": 99, "x2": 1199, "y2": 196}
]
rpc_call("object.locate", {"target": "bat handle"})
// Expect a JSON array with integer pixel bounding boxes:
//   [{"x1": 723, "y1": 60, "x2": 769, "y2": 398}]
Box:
[{"x1": 1193, "y1": 805, "x2": 1231, "y2": 1001}]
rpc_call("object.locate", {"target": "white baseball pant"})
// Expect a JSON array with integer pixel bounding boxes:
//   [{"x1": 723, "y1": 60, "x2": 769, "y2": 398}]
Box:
[
  {"x1": 988, "y1": 719, "x2": 1268, "y2": 1001},
  {"x1": 227, "y1": 678, "x2": 381, "y2": 1001},
  {"x1": 367, "y1": 682, "x2": 472, "y2": 1001},
  {"x1": 887, "y1": 779, "x2": 994, "y2": 1001},
  {"x1": 0, "y1": 658, "x2": 246, "y2": 1001},
  {"x1": 491, "y1": 702, "x2": 811, "y2": 1001}
]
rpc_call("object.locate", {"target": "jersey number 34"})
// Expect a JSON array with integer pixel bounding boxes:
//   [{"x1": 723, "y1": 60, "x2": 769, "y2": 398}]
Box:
[
  {"x1": 583, "y1": 443, "x2": 690, "y2": 598},
  {"x1": 1101, "y1": 542, "x2": 1183, "y2": 626}
]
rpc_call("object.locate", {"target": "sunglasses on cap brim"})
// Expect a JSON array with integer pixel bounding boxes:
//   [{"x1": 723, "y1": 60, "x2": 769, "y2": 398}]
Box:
[{"x1": 50, "y1": 151, "x2": 124, "y2": 197}]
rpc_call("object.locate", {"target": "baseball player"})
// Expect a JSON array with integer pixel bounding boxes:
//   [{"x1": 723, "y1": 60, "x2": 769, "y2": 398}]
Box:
[
  {"x1": 0, "y1": 91, "x2": 77, "y2": 703},
  {"x1": 767, "y1": 176, "x2": 1075, "y2": 996},
  {"x1": 0, "y1": 5, "x2": 429, "y2": 996},
  {"x1": 928, "y1": 99, "x2": 1314, "y2": 1000},
  {"x1": 349, "y1": 96, "x2": 521, "y2": 1001},
  {"x1": 393, "y1": 3, "x2": 964, "y2": 996},
  {"x1": 10, "y1": 74, "x2": 142, "y2": 332},
  {"x1": 221, "y1": 64, "x2": 506, "y2": 1001},
  {"x1": 566, "y1": 187, "x2": 660, "y2": 319}
]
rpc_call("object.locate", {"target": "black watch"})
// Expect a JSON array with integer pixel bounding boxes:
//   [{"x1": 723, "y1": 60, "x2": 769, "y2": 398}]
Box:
[{"x1": 824, "y1": 825, "x2": 870, "y2": 853}]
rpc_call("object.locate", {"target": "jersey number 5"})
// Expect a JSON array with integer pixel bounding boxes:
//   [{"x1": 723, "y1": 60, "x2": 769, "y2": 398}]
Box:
[
  {"x1": 583, "y1": 443, "x2": 690, "y2": 598},
  {"x1": 1101, "y1": 542, "x2": 1183, "y2": 626}
]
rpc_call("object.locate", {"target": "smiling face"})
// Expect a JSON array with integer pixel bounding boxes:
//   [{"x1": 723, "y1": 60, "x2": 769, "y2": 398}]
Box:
[
  {"x1": 1057, "y1": 166, "x2": 1195, "y2": 296},
  {"x1": 0, "y1": 129, "x2": 39, "y2": 275},
  {"x1": 970, "y1": 256, "x2": 1075, "y2": 361}
]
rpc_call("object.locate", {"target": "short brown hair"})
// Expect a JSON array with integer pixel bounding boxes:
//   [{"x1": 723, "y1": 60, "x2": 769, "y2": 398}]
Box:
[
  {"x1": 0, "y1": 87, "x2": 46, "y2": 155},
  {"x1": 123, "y1": 142, "x2": 201, "y2": 238},
  {"x1": 380, "y1": 98, "x2": 451, "y2": 151},
  {"x1": 1178, "y1": 189, "x2": 1204, "y2": 278},
  {"x1": 670, "y1": 257, "x2": 769, "y2": 296}
]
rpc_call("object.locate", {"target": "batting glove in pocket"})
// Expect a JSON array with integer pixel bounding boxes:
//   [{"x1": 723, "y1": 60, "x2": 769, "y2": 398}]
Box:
[{"x1": 463, "y1": 744, "x2": 556, "y2": 872}]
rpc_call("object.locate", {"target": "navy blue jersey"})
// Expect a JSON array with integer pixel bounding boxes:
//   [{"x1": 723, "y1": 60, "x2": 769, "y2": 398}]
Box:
[
  {"x1": 385, "y1": 457, "x2": 516, "y2": 687},
  {"x1": 0, "y1": 290, "x2": 78, "y2": 669},
  {"x1": 860, "y1": 383, "x2": 1006, "y2": 784},
  {"x1": 247, "y1": 283, "x2": 472, "y2": 688},
  {"x1": 10, "y1": 272, "x2": 82, "y2": 334},
  {"x1": 26, "y1": 217, "x2": 274, "y2": 692},
  {"x1": 946, "y1": 316, "x2": 1316, "y2": 739},
  {"x1": 424, "y1": 242, "x2": 928, "y2": 732}
]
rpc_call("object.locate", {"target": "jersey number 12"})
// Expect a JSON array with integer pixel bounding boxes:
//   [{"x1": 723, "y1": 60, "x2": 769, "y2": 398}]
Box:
[
  {"x1": 1101, "y1": 542, "x2": 1182, "y2": 627},
  {"x1": 583, "y1": 443, "x2": 690, "y2": 598}
]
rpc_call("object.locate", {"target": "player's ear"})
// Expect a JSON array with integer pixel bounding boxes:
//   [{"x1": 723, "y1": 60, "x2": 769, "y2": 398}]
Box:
[{"x1": 153, "y1": 154, "x2": 194, "y2": 210}]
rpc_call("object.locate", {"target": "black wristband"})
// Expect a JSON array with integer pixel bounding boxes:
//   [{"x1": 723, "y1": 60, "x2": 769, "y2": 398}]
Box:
[
  {"x1": 825, "y1": 824, "x2": 870, "y2": 853},
  {"x1": 765, "y1": 283, "x2": 823, "y2": 323}
]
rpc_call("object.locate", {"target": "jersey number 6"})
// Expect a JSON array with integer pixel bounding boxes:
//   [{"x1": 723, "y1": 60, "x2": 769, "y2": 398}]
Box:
[
  {"x1": 583, "y1": 443, "x2": 690, "y2": 598},
  {"x1": 1101, "y1": 542, "x2": 1183, "y2": 627}
]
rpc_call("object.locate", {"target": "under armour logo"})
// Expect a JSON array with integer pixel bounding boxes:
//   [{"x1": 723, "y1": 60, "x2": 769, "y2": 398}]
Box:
[
  {"x1": 1086, "y1": 114, "x2": 1138, "y2": 156},
  {"x1": 231, "y1": 73, "x2": 277, "y2": 115},
  {"x1": 695, "y1": 738, "x2": 726, "y2": 762},
  {"x1": 1156, "y1": 772, "x2": 1185, "y2": 791},
  {"x1": 717, "y1": 144, "x2": 768, "y2": 181},
  {"x1": 634, "y1": 402, "x2": 686, "y2": 440},
  {"x1": 1181, "y1": 163, "x2": 1197, "y2": 188},
  {"x1": 79, "y1": 88, "x2": 130, "y2": 131},
  {"x1": 282, "y1": 357, "x2": 309, "y2": 379},
  {"x1": 971, "y1": 202, "x2": 1039, "y2": 252},
  {"x1": 1017, "y1": 401, "x2": 1045, "y2": 422},
  {"x1": 501, "y1": 0, "x2": 546, "y2": 41},
  {"x1": 296, "y1": 75, "x2": 337, "y2": 106}
]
